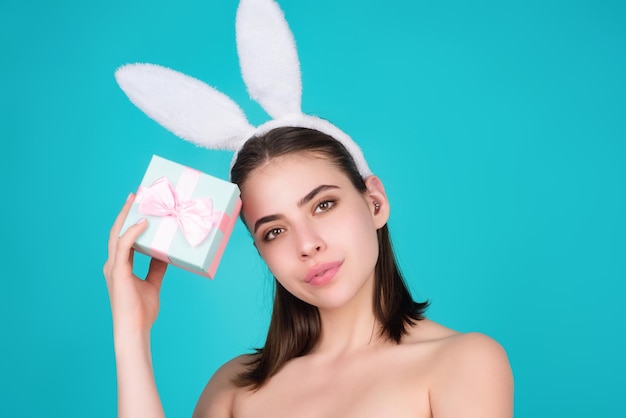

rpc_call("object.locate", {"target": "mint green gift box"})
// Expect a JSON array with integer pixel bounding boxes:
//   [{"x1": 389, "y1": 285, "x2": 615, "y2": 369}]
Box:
[{"x1": 120, "y1": 155, "x2": 241, "y2": 278}]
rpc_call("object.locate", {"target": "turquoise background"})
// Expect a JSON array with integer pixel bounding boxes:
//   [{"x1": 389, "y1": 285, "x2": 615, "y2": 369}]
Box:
[{"x1": 1, "y1": 0, "x2": 624, "y2": 416}]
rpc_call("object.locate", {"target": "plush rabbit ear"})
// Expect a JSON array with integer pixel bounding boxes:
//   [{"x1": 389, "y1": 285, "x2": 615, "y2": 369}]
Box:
[
  {"x1": 236, "y1": 0, "x2": 302, "y2": 118},
  {"x1": 115, "y1": 63, "x2": 254, "y2": 150},
  {"x1": 116, "y1": 0, "x2": 374, "y2": 179}
]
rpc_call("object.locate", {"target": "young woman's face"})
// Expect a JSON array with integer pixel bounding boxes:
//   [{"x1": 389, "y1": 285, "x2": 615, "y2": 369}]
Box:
[{"x1": 240, "y1": 153, "x2": 388, "y2": 310}]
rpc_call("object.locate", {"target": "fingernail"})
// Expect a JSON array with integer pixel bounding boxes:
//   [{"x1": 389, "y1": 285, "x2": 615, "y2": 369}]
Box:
[
  {"x1": 126, "y1": 193, "x2": 134, "y2": 202},
  {"x1": 135, "y1": 217, "x2": 146, "y2": 225}
]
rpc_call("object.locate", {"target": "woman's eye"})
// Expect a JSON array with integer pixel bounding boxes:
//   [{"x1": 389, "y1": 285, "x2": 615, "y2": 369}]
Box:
[
  {"x1": 263, "y1": 227, "x2": 284, "y2": 241},
  {"x1": 315, "y1": 199, "x2": 336, "y2": 213}
]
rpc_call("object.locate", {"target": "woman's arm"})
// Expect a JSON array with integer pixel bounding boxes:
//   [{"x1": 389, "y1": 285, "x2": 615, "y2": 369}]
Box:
[
  {"x1": 430, "y1": 332, "x2": 514, "y2": 418},
  {"x1": 103, "y1": 194, "x2": 168, "y2": 417},
  {"x1": 113, "y1": 329, "x2": 163, "y2": 417}
]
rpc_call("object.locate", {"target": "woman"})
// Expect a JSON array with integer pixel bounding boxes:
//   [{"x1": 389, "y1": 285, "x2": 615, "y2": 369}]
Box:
[{"x1": 104, "y1": 127, "x2": 513, "y2": 417}]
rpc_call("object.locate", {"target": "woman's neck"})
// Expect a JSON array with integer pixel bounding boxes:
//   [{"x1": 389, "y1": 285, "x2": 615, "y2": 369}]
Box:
[{"x1": 313, "y1": 275, "x2": 383, "y2": 359}]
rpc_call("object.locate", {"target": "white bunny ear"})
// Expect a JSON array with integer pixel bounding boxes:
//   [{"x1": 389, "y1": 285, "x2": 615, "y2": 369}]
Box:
[
  {"x1": 115, "y1": 63, "x2": 254, "y2": 150},
  {"x1": 236, "y1": 0, "x2": 302, "y2": 119}
]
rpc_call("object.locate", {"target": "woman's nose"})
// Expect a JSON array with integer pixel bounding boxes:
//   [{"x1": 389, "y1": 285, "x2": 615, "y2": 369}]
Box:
[{"x1": 295, "y1": 222, "x2": 326, "y2": 258}]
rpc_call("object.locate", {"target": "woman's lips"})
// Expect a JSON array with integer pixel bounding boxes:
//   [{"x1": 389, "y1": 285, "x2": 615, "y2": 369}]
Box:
[{"x1": 305, "y1": 260, "x2": 344, "y2": 286}]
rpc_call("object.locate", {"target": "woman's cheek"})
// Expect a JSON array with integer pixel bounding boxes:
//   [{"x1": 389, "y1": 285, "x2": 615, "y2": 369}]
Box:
[{"x1": 259, "y1": 241, "x2": 293, "y2": 279}]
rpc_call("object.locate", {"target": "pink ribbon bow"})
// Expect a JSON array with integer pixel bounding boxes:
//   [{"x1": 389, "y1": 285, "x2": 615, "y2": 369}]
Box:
[{"x1": 137, "y1": 176, "x2": 223, "y2": 247}]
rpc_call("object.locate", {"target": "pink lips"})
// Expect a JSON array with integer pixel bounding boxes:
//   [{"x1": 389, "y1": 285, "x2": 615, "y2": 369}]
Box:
[{"x1": 305, "y1": 261, "x2": 344, "y2": 286}]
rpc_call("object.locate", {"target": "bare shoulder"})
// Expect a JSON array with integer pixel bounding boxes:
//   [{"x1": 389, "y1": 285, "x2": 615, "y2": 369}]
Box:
[
  {"x1": 408, "y1": 320, "x2": 514, "y2": 418},
  {"x1": 193, "y1": 355, "x2": 252, "y2": 418},
  {"x1": 433, "y1": 330, "x2": 513, "y2": 390},
  {"x1": 440, "y1": 331, "x2": 510, "y2": 366},
  {"x1": 404, "y1": 319, "x2": 510, "y2": 366}
]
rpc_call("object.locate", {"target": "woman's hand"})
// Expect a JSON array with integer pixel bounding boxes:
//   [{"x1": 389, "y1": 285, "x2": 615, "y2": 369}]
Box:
[
  {"x1": 103, "y1": 194, "x2": 168, "y2": 337},
  {"x1": 103, "y1": 194, "x2": 168, "y2": 418}
]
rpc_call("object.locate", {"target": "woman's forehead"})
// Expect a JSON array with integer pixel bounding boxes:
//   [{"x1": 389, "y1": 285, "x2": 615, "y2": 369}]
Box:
[
  {"x1": 239, "y1": 154, "x2": 349, "y2": 210},
  {"x1": 244, "y1": 154, "x2": 343, "y2": 188}
]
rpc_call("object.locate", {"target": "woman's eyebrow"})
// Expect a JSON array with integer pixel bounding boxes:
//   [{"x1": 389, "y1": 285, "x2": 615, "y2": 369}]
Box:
[
  {"x1": 253, "y1": 214, "x2": 282, "y2": 234},
  {"x1": 298, "y1": 184, "x2": 339, "y2": 207},
  {"x1": 252, "y1": 185, "x2": 339, "y2": 234}
]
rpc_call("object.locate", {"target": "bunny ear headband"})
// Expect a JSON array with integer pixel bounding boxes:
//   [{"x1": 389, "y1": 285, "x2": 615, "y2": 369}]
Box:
[{"x1": 115, "y1": 0, "x2": 372, "y2": 179}]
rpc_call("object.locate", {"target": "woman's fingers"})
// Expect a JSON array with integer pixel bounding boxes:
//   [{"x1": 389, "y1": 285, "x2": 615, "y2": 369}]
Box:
[
  {"x1": 112, "y1": 218, "x2": 148, "y2": 277},
  {"x1": 105, "y1": 194, "x2": 137, "y2": 283},
  {"x1": 104, "y1": 193, "x2": 168, "y2": 293},
  {"x1": 108, "y1": 193, "x2": 136, "y2": 257},
  {"x1": 146, "y1": 258, "x2": 168, "y2": 292}
]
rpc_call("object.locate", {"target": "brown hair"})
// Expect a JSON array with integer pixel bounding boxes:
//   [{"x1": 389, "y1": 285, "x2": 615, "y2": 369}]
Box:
[{"x1": 231, "y1": 126, "x2": 428, "y2": 388}]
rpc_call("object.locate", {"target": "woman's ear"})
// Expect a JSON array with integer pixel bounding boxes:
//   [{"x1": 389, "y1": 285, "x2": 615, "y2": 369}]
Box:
[{"x1": 364, "y1": 175, "x2": 390, "y2": 229}]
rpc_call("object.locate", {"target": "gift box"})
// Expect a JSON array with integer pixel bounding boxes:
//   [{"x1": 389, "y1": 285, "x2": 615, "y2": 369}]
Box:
[{"x1": 119, "y1": 155, "x2": 241, "y2": 278}]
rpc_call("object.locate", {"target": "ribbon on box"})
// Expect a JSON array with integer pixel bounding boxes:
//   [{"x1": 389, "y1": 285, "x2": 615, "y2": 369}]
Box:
[{"x1": 136, "y1": 168, "x2": 230, "y2": 261}]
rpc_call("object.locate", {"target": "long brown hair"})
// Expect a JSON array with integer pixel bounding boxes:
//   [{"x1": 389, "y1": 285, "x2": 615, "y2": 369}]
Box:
[{"x1": 230, "y1": 127, "x2": 428, "y2": 388}]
